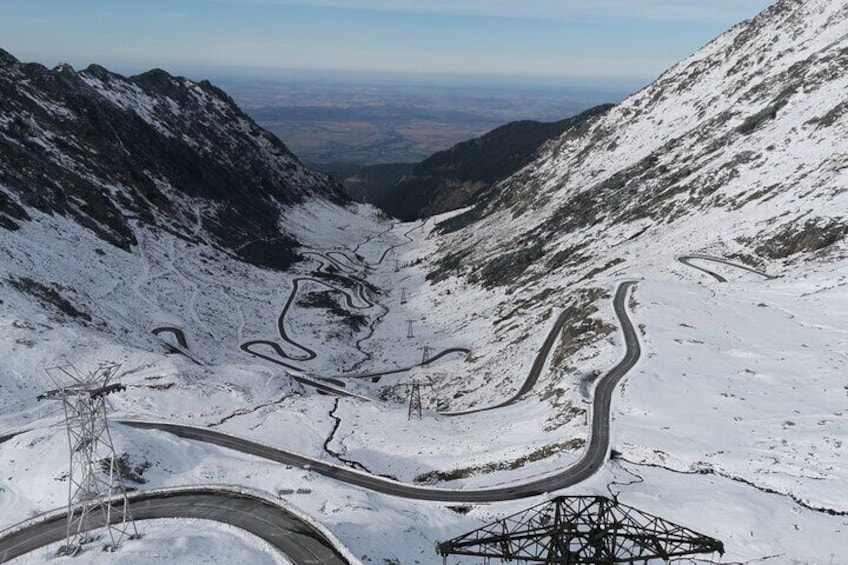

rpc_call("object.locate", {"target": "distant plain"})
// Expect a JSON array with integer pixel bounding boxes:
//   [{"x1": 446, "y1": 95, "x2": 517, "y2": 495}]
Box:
[{"x1": 217, "y1": 75, "x2": 635, "y2": 169}]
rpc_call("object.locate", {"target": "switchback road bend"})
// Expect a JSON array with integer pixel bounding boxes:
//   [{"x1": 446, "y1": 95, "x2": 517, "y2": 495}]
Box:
[
  {"x1": 0, "y1": 488, "x2": 352, "y2": 565},
  {"x1": 120, "y1": 281, "x2": 641, "y2": 503},
  {"x1": 678, "y1": 255, "x2": 771, "y2": 282}
]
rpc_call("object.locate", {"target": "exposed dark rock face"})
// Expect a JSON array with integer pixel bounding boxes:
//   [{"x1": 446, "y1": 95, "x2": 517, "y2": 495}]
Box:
[
  {"x1": 346, "y1": 105, "x2": 614, "y2": 221},
  {"x1": 343, "y1": 163, "x2": 414, "y2": 207},
  {"x1": 752, "y1": 218, "x2": 847, "y2": 259},
  {"x1": 0, "y1": 49, "x2": 346, "y2": 269}
]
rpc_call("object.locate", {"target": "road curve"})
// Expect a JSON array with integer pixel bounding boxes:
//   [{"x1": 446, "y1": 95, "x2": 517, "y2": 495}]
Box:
[
  {"x1": 328, "y1": 347, "x2": 471, "y2": 380},
  {"x1": 241, "y1": 274, "x2": 375, "y2": 365},
  {"x1": 678, "y1": 254, "x2": 771, "y2": 283},
  {"x1": 151, "y1": 326, "x2": 204, "y2": 365},
  {"x1": 0, "y1": 488, "x2": 352, "y2": 565},
  {"x1": 376, "y1": 221, "x2": 425, "y2": 265},
  {"x1": 151, "y1": 326, "x2": 189, "y2": 349},
  {"x1": 121, "y1": 281, "x2": 640, "y2": 503},
  {"x1": 441, "y1": 306, "x2": 577, "y2": 416}
]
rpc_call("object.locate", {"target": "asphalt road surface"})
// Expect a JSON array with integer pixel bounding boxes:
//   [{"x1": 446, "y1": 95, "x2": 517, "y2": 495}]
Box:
[
  {"x1": 441, "y1": 306, "x2": 578, "y2": 416},
  {"x1": 678, "y1": 254, "x2": 771, "y2": 282},
  {"x1": 122, "y1": 281, "x2": 640, "y2": 503},
  {"x1": 2, "y1": 217, "x2": 649, "y2": 560},
  {"x1": 0, "y1": 489, "x2": 352, "y2": 565},
  {"x1": 151, "y1": 326, "x2": 189, "y2": 349},
  {"x1": 2, "y1": 250, "x2": 775, "y2": 561}
]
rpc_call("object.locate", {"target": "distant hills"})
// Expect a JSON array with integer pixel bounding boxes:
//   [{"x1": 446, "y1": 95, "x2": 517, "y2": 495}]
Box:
[{"x1": 342, "y1": 105, "x2": 615, "y2": 221}]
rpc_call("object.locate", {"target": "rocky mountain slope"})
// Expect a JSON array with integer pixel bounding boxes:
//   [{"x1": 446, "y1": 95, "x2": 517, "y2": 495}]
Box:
[
  {"x1": 412, "y1": 0, "x2": 848, "y2": 423},
  {"x1": 0, "y1": 49, "x2": 345, "y2": 270},
  {"x1": 432, "y1": 0, "x2": 847, "y2": 278},
  {"x1": 345, "y1": 105, "x2": 614, "y2": 221},
  {"x1": 341, "y1": 162, "x2": 413, "y2": 207}
]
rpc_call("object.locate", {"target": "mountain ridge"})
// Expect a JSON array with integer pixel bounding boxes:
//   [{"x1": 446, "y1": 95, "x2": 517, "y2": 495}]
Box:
[
  {"x1": 0, "y1": 49, "x2": 346, "y2": 269},
  {"x1": 345, "y1": 105, "x2": 614, "y2": 221},
  {"x1": 0, "y1": 1, "x2": 846, "y2": 562},
  {"x1": 430, "y1": 0, "x2": 847, "y2": 283}
]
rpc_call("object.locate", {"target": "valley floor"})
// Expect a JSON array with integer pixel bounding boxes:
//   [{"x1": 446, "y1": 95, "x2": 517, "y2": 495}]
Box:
[{"x1": 0, "y1": 203, "x2": 846, "y2": 564}]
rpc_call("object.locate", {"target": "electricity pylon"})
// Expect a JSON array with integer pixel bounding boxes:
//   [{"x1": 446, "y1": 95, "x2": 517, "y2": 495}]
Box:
[
  {"x1": 407, "y1": 380, "x2": 423, "y2": 420},
  {"x1": 401, "y1": 378, "x2": 432, "y2": 420},
  {"x1": 40, "y1": 362, "x2": 138, "y2": 556},
  {"x1": 419, "y1": 346, "x2": 433, "y2": 366},
  {"x1": 437, "y1": 495, "x2": 724, "y2": 563}
]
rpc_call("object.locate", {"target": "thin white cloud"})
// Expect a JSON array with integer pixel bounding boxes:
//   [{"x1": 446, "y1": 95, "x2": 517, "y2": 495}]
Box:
[{"x1": 197, "y1": 0, "x2": 774, "y2": 23}]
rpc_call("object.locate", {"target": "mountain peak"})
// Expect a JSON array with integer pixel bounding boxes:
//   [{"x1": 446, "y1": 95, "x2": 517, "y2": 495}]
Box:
[
  {"x1": 82, "y1": 63, "x2": 121, "y2": 82},
  {"x1": 129, "y1": 67, "x2": 182, "y2": 93},
  {"x1": 53, "y1": 62, "x2": 77, "y2": 75},
  {"x1": 0, "y1": 47, "x2": 18, "y2": 69}
]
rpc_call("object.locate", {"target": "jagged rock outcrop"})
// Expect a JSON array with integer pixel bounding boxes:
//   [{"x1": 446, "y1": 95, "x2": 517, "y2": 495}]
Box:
[{"x1": 0, "y1": 50, "x2": 345, "y2": 269}]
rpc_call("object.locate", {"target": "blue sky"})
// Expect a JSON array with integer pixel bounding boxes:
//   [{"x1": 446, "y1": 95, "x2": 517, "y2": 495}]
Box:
[{"x1": 1, "y1": 0, "x2": 774, "y2": 85}]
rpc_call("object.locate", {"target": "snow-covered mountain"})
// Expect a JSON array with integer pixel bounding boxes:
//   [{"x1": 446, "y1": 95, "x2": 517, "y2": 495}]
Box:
[
  {"x1": 0, "y1": 48, "x2": 345, "y2": 269},
  {"x1": 407, "y1": 0, "x2": 847, "y2": 560},
  {"x1": 1, "y1": 0, "x2": 846, "y2": 563},
  {"x1": 435, "y1": 0, "x2": 847, "y2": 279}
]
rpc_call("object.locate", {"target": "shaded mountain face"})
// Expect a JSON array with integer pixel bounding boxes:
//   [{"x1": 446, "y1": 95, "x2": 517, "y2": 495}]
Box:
[
  {"x1": 0, "y1": 50, "x2": 345, "y2": 270},
  {"x1": 342, "y1": 162, "x2": 414, "y2": 207},
  {"x1": 345, "y1": 105, "x2": 614, "y2": 221},
  {"x1": 431, "y1": 0, "x2": 847, "y2": 286}
]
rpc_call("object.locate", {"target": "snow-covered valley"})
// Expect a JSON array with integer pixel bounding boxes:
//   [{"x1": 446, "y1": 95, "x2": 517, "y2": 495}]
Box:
[
  {"x1": 1, "y1": 197, "x2": 846, "y2": 563},
  {"x1": 2, "y1": 0, "x2": 848, "y2": 563}
]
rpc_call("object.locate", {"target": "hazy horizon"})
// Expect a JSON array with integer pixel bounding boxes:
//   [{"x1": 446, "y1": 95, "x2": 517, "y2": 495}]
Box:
[{"x1": 2, "y1": 0, "x2": 774, "y2": 85}]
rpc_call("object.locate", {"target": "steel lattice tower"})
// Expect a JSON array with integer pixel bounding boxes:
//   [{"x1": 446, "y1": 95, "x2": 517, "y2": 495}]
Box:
[
  {"x1": 419, "y1": 346, "x2": 433, "y2": 366},
  {"x1": 407, "y1": 380, "x2": 423, "y2": 420},
  {"x1": 402, "y1": 378, "x2": 433, "y2": 420},
  {"x1": 437, "y1": 495, "x2": 724, "y2": 564},
  {"x1": 41, "y1": 363, "x2": 138, "y2": 556}
]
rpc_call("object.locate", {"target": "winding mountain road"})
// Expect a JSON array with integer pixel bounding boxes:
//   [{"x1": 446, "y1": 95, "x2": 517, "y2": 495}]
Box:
[
  {"x1": 0, "y1": 488, "x2": 352, "y2": 565},
  {"x1": 151, "y1": 326, "x2": 189, "y2": 349},
  {"x1": 120, "y1": 281, "x2": 640, "y2": 503},
  {"x1": 376, "y1": 221, "x2": 425, "y2": 265},
  {"x1": 0, "y1": 215, "x2": 655, "y2": 562},
  {"x1": 241, "y1": 274, "x2": 372, "y2": 364},
  {"x1": 441, "y1": 306, "x2": 582, "y2": 416},
  {"x1": 2, "y1": 277, "x2": 640, "y2": 561},
  {"x1": 240, "y1": 242, "x2": 470, "y2": 397}
]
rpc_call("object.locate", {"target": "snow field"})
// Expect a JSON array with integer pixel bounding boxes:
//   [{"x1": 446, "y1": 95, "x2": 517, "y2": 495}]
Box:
[
  {"x1": 8, "y1": 518, "x2": 291, "y2": 565},
  {"x1": 2, "y1": 194, "x2": 847, "y2": 563}
]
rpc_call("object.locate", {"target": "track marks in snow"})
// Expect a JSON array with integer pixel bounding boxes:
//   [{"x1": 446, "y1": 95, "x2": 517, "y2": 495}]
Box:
[{"x1": 614, "y1": 455, "x2": 848, "y2": 517}]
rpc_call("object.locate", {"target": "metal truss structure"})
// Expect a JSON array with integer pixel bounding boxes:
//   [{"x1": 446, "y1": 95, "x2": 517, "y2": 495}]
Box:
[
  {"x1": 399, "y1": 378, "x2": 433, "y2": 420},
  {"x1": 40, "y1": 362, "x2": 138, "y2": 556},
  {"x1": 419, "y1": 346, "x2": 433, "y2": 366},
  {"x1": 437, "y1": 495, "x2": 724, "y2": 564},
  {"x1": 407, "y1": 380, "x2": 423, "y2": 420}
]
